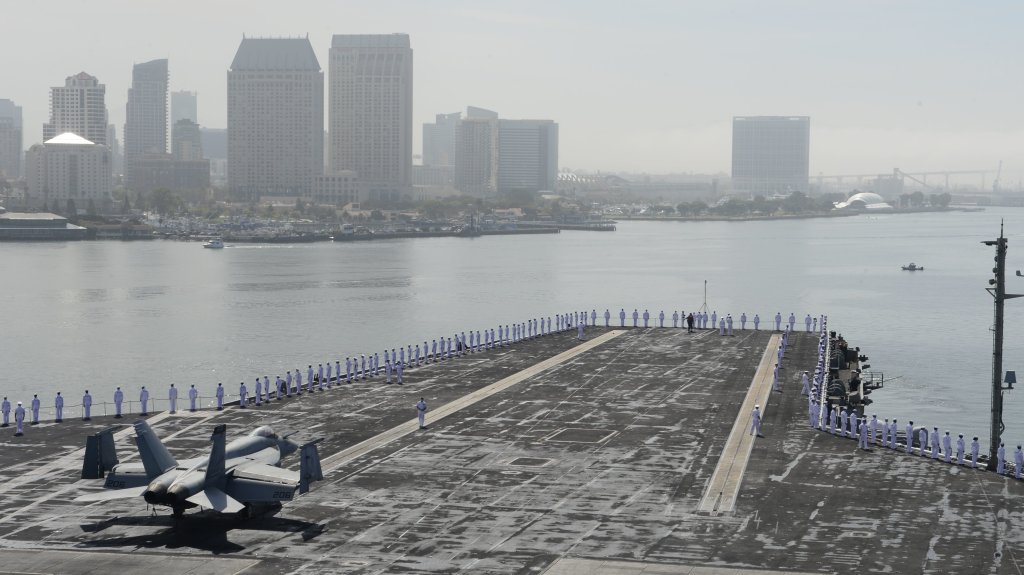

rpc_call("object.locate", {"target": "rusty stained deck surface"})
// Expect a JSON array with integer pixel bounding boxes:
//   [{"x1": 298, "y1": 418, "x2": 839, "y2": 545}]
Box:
[{"x1": 0, "y1": 326, "x2": 1019, "y2": 575}]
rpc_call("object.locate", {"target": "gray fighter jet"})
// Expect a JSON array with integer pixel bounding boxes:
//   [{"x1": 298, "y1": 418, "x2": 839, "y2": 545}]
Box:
[{"x1": 75, "y1": 421, "x2": 323, "y2": 518}]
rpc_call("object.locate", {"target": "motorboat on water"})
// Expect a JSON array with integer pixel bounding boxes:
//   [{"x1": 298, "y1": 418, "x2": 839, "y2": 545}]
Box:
[
  {"x1": 901, "y1": 262, "x2": 924, "y2": 271},
  {"x1": 203, "y1": 238, "x2": 225, "y2": 249}
]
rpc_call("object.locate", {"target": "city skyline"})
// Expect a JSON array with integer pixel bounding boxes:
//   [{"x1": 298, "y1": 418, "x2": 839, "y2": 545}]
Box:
[{"x1": 2, "y1": 1, "x2": 1022, "y2": 181}]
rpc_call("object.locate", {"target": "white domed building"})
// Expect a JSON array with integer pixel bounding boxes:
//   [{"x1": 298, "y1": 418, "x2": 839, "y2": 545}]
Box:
[{"x1": 833, "y1": 192, "x2": 893, "y2": 211}]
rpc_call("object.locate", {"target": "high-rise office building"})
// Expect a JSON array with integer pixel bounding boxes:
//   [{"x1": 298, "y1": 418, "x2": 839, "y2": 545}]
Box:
[
  {"x1": 171, "y1": 91, "x2": 198, "y2": 125},
  {"x1": 227, "y1": 37, "x2": 323, "y2": 201},
  {"x1": 496, "y1": 119, "x2": 558, "y2": 195},
  {"x1": 454, "y1": 113, "x2": 497, "y2": 197},
  {"x1": 0, "y1": 99, "x2": 23, "y2": 179},
  {"x1": 43, "y1": 73, "x2": 108, "y2": 146},
  {"x1": 172, "y1": 119, "x2": 203, "y2": 161},
  {"x1": 125, "y1": 59, "x2": 169, "y2": 159},
  {"x1": 731, "y1": 116, "x2": 810, "y2": 195},
  {"x1": 423, "y1": 112, "x2": 460, "y2": 167},
  {"x1": 329, "y1": 34, "x2": 413, "y2": 200}
]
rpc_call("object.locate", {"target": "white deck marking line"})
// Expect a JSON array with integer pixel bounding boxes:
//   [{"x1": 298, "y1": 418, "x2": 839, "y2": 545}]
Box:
[
  {"x1": 319, "y1": 330, "x2": 626, "y2": 474},
  {"x1": 697, "y1": 333, "x2": 782, "y2": 515}
]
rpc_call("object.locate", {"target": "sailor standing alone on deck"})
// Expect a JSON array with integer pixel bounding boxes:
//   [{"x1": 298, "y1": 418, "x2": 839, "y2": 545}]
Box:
[
  {"x1": 417, "y1": 398, "x2": 428, "y2": 429},
  {"x1": 749, "y1": 405, "x2": 763, "y2": 437}
]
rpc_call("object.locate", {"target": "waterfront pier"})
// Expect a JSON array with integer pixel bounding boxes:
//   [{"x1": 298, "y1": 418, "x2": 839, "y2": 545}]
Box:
[{"x1": 0, "y1": 326, "x2": 1020, "y2": 574}]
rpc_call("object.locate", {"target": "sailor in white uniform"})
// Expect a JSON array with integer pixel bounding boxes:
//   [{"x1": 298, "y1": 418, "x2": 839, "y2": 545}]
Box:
[
  {"x1": 215, "y1": 383, "x2": 224, "y2": 410},
  {"x1": 943, "y1": 431, "x2": 952, "y2": 463},
  {"x1": 805, "y1": 314, "x2": 812, "y2": 332},
  {"x1": 726, "y1": 314, "x2": 733, "y2": 336},
  {"x1": 139, "y1": 386, "x2": 150, "y2": 416},
  {"x1": 189, "y1": 385, "x2": 198, "y2": 411},
  {"x1": 774, "y1": 312, "x2": 782, "y2": 331},
  {"x1": 55, "y1": 392, "x2": 65, "y2": 422},
  {"x1": 998, "y1": 443, "x2": 1006, "y2": 474},
  {"x1": 13, "y1": 402, "x2": 24, "y2": 436},
  {"x1": 840, "y1": 408, "x2": 848, "y2": 437},
  {"x1": 295, "y1": 368, "x2": 303, "y2": 394},
  {"x1": 858, "y1": 417, "x2": 869, "y2": 450},
  {"x1": 930, "y1": 427, "x2": 940, "y2": 459},
  {"x1": 239, "y1": 381, "x2": 247, "y2": 408},
  {"x1": 1016, "y1": 446, "x2": 1024, "y2": 479},
  {"x1": 605, "y1": 309, "x2": 611, "y2": 327},
  {"x1": 749, "y1": 405, "x2": 762, "y2": 437},
  {"x1": 82, "y1": 391, "x2": 92, "y2": 420},
  {"x1": 829, "y1": 407, "x2": 838, "y2": 434},
  {"x1": 619, "y1": 308, "x2": 626, "y2": 327},
  {"x1": 971, "y1": 437, "x2": 980, "y2": 468},
  {"x1": 905, "y1": 421, "x2": 915, "y2": 453},
  {"x1": 672, "y1": 310, "x2": 679, "y2": 328},
  {"x1": 869, "y1": 414, "x2": 878, "y2": 444},
  {"x1": 0, "y1": 397, "x2": 9, "y2": 427},
  {"x1": 308, "y1": 365, "x2": 315, "y2": 388},
  {"x1": 263, "y1": 376, "x2": 271, "y2": 401},
  {"x1": 788, "y1": 313, "x2": 796, "y2": 331},
  {"x1": 659, "y1": 310, "x2": 665, "y2": 327},
  {"x1": 710, "y1": 311, "x2": 717, "y2": 328},
  {"x1": 753, "y1": 314, "x2": 760, "y2": 330},
  {"x1": 917, "y1": 426, "x2": 929, "y2": 456},
  {"x1": 801, "y1": 371, "x2": 810, "y2": 396},
  {"x1": 114, "y1": 387, "x2": 124, "y2": 418},
  {"x1": 255, "y1": 378, "x2": 262, "y2": 406},
  {"x1": 740, "y1": 313, "x2": 747, "y2": 330},
  {"x1": 417, "y1": 398, "x2": 428, "y2": 429},
  {"x1": 889, "y1": 419, "x2": 898, "y2": 449},
  {"x1": 719, "y1": 318, "x2": 725, "y2": 336},
  {"x1": 168, "y1": 384, "x2": 178, "y2": 413},
  {"x1": 881, "y1": 418, "x2": 889, "y2": 446},
  {"x1": 396, "y1": 361, "x2": 404, "y2": 385},
  {"x1": 30, "y1": 395, "x2": 39, "y2": 424},
  {"x1": 956, "y1": 434, "x2": 965, "y2": 465},
  {"x1": 286, "y1": 370, "x2": 294, "y2": 395},
  {"x1": 632, "y1": 309, "x2": 639, "y2": 327}
]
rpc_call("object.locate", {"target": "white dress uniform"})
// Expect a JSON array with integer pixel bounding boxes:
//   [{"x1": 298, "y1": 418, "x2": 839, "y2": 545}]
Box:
[
  {"x1": 13, "y1": 403, "x2": 24, "y2": 436},
  {"x1": 619, "y1": 309, "x2": 626, "y2": 327},
  {"x1": 971, "y1": 438, "x2": 980, "y2": 468},
  {"x1": 0, "y1": 398, "x2": 9, "y2": 426},
  {"x1": 672, "y1": 310, "x2": 679, "y2": 328},
  {"x1": 740, "y1": 313, "x2": 747, "y2": 330},
  {"x1": 255, "y1": 378, "x2": 262, "y2": 406},
  {"x1": 749, "y1": 405, "x2": 762, "y2": 436},
  {"x1": 417, "y1": 399, "x2": 428, "y2": 429},
  {"x1": 239, "y1": 382, "x2": 247, "y2": 408},
  {"x1": 788, "y1": 313, "x2": 796, "y2": 331},
  {"x1": 943, "y1": 432, "x2": 952, "y2": 463},
  {"x1": 1016, "y1": 446, "x2": 1024, "y2": 479},
  {"x1": 114, "y1": 388, "x2": 124, "y2": 418},
  {"x1": 774, "y1": 312, "x2": 782, "y2": 331},
  {"x1": 83, "y1": 391, "x2": 92, "y2": 420},
  {"x1": 869, "y1": 415, "x2": 878, "y2": 444},
  {"x1": 55, "y1": 393, "x2": 64, "y2": 422},
  {"x1": 753, "y1": 314, "x2": 760, "y2": 330},
  {"x1": 805, "y1": 314, "x2": 812, "y2": 332},
  {"x1": 658, "y1": 310, "x2": 665, "y2": 327},
  {"x1": 30, "y1": 395, "x2": 39, "y2": 424},
  {"x1": 168, "y1": 384, "x2": 178, "y2": 413},
  {"x1": 829, "y1": 408, "x2": 837, "y2": 434},
  {"x1": 215, "y1": 383, "x2": 224, "y2": 410},
  {"x1": 139, "y1": 387, "x2": 149, "y2": 416},
  {"x1": 998, "y1": 443, "x2": 1006, "y2": 474},
  {"x1": 905, "y1": 422, "x2": 915, "y2": 453},
  {"x1": 930, "y1": 428, "x2": 940, "y2": 459},
  {"x1": 858, "y1": 418, "x2": 869, "y2": 449},
  {"x1": 726, "y1": 315, "x2": 733, "y2": 336},
  {"x1": 710, "y1": 311, "x2": 717, "y2": 328},
  {"x1": 956, "y1": 435, "x2": 965, "y2": 465},
  {"x1": 632, "y1": 309, "x2": 639, "y2": 327},
  {"x1": 189, "y1": 385, "x2": 198, "y2": 411},
  {"x1": 801, "y1": 372, "x2": 810, "y2": 396}
]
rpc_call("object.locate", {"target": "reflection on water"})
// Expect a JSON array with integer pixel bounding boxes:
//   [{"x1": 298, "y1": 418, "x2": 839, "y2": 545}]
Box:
[{"x1": 3, "y1": 210, "x2": 1024, "y2": 449}]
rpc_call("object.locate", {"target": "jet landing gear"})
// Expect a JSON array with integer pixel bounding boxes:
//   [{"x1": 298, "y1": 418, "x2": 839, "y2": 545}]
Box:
[{"x1": 172, "y1": 504, "x2": 186, "y2": 519}]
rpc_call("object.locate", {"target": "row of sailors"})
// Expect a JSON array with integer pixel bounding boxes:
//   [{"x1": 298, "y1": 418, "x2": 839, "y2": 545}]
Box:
[
  {"x1": 754, "y1": 316, "x2": 830, "y2": 436},
  {"x1": 0, "y1": 310, "x2": 601, "y2": 434},
  {"x1": 598, "y1": 309, "x2": 816, "y2": 333}
]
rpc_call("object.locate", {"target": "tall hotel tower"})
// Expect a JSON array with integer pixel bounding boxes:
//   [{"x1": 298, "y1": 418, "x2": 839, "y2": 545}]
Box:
[
  {"x1": 44, "y1": 72, "x2": 108, "y2": 146},
  {"x1": 227, "y1": 37, "x2": 324, "y2": 202},
  {"x1": 328, "y1": 34, "x2": 412, "y2": 200}
]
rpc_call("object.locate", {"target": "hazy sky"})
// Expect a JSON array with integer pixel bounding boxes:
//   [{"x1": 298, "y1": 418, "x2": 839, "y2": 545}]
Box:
[{"x1": 6, "y1": 1, "x2": 1023, "y2": 182}]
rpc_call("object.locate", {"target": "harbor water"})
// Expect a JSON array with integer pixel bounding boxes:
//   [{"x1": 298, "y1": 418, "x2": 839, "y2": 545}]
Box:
[{"x1": 2, "y1": 209, "x2": 1023, "y2": 448}]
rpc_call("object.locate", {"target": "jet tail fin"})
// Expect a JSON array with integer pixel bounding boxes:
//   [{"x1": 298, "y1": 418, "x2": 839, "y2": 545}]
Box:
[
  {"x1": 205, "y1": 424, "x2": 227, "y2": 481},
  {"x1": 82, "y1": 426, "x2": 120, "y2": 479},
  {"x1": 299, "y1": 439, "x2": 323, "y2": 494},
  {"x1": 133, "y1": 421, "x2": 177, "y2": 478}
]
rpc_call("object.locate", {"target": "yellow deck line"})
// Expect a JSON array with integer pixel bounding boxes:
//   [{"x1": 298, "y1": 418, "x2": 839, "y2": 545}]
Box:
[
  {"x1": 698, "y1": 333, "x2": 782, "y2": 515},
  {"x1": 320, "y1": 330, "x2": 626, "y2": 473}
]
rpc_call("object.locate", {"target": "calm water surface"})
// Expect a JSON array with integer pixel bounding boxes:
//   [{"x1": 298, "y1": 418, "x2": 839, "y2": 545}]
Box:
[{"x1": 3, "y1": 210, "x2": 1024, "y2": 449}]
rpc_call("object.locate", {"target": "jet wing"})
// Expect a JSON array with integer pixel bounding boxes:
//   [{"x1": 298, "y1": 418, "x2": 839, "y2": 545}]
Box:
[
  {"x1": 186, "y1": 487, "x2": 245, "y2": 513},
  {"x1": 74, "y1": 486, "x2": 147, "y2": 503},
  {"x1": 231, "y1": 463, "x2": 298, "y2": 486}
]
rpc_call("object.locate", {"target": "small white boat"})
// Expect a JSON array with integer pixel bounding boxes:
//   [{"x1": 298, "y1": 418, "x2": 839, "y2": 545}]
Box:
[
  {"x1": 203, "y1": 238, "x2": 224, "y2": 249},
  {"x1": 901, "y1": 262, "x2": 924, "y2": 271}
]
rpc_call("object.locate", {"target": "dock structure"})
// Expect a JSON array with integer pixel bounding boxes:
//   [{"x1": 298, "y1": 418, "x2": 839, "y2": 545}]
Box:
[{"x1": 0, "y1": 327, "x2": 1020, "y2": 574}]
